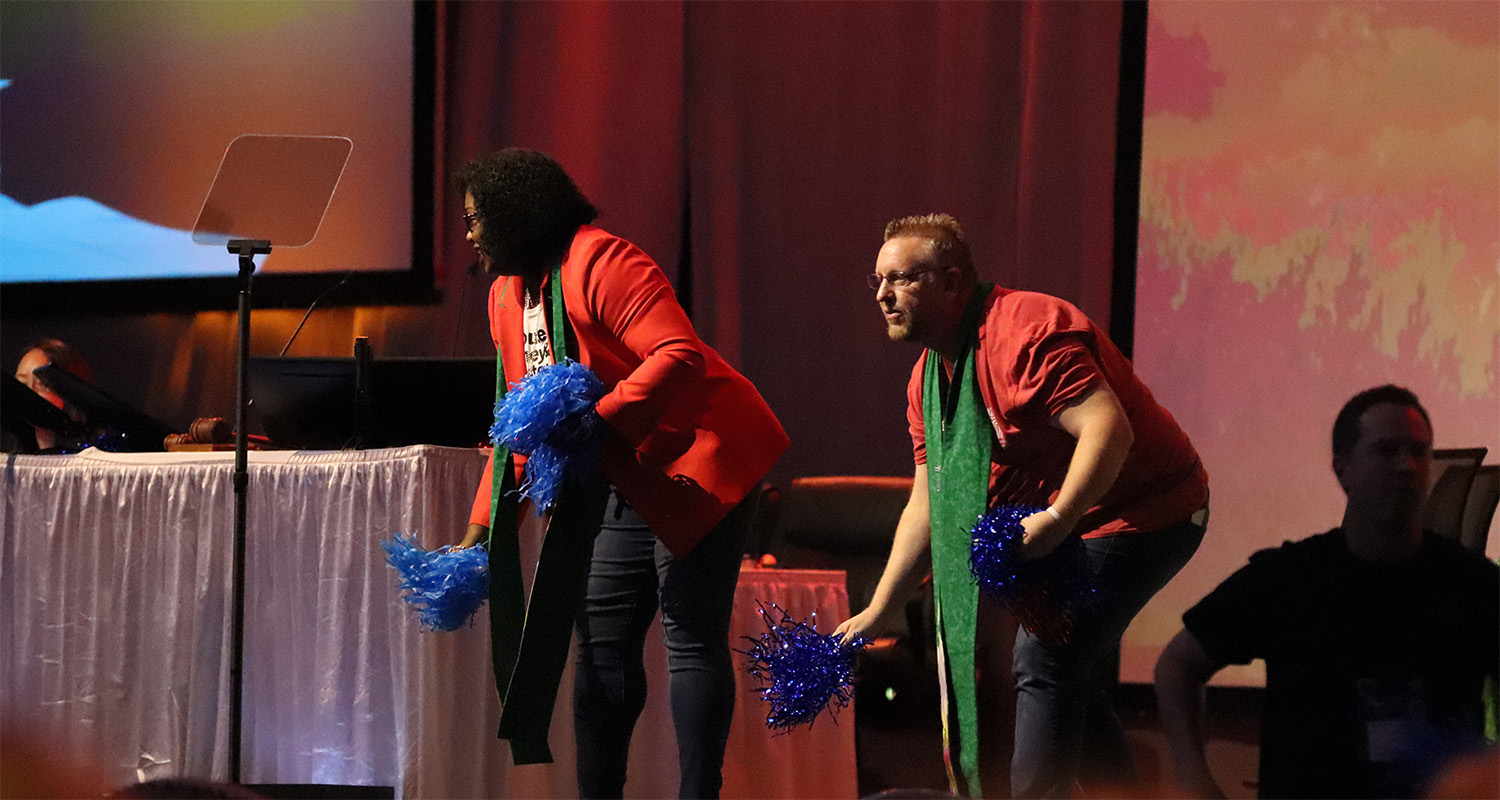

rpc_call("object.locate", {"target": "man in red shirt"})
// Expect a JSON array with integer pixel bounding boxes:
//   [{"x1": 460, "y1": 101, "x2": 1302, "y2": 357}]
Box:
[
  {"x1": 454, "y1": 148, "x2": 788, "y2": 798},
  {"x1": 836, "y1": 214, "x2": 1208, "y2": 798}
]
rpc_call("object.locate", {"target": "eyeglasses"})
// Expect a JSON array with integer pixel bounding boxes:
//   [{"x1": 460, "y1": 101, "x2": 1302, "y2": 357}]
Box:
[
  {"x1": 462, "y1": 211, "x2": 479, "y2": 232},
  {"x1": 866, "y1": 268, "x2": 940, "y2": 290}
]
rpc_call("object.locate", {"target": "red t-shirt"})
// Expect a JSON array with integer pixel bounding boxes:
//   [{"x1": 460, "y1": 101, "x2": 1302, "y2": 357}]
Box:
[{"x1": 908, "y1": 286, "x2": 1207, "y2": 537}]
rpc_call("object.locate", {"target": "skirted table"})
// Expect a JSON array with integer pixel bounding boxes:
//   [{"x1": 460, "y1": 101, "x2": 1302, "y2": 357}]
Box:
[{"x1": 0, "y1": 446, "x2": 855, "y2": 798}]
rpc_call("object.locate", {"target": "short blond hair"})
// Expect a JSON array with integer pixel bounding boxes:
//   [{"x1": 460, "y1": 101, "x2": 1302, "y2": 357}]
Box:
[{"x1": 883, "y1": 213, "x2": 976, "y2": 285}]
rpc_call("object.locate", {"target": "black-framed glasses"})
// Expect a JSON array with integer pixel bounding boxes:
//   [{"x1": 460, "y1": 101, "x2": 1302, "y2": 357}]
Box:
[
  {"x1": 462, "y1": 211, "x2": 479, "y2": 231},
  {"x1": 866, "y1": 268, "x2": 940, "y2": 290}
]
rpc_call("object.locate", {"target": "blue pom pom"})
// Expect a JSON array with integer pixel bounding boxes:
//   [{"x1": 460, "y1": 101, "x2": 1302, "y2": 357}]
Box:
[
  {"x1": 968, "y1": 504, "x2": 1041, "y2": 600},
  {"x1": 739, "y1": 602, "x2": 867, "y2": 731},
  {"x1": 381, "y1": 533, "x2": 489, "y2": 632},
  {"x1": 489, "y1": 360, "x2": 606, "y2": 511},
  {"x1": 969, "y1": 505, "x2": 1099, "y2": 645}
]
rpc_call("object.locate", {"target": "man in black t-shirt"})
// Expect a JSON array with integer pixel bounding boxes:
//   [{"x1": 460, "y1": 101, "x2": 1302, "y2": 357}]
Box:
[{"x1": 1154, "y1": 385, "x2": 1499, "y2": 799}]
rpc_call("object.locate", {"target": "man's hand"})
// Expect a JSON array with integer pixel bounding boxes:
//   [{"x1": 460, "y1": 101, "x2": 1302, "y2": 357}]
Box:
[
  {"x1": 1017, "y1": 508, "x2": 1071, "y2": 560},
  {"x1": 833, "y1": 600, "x2": 901, "y2": 644},
  {"x1": 835, "y1": 466, "x2": 933, "y2": 646}
]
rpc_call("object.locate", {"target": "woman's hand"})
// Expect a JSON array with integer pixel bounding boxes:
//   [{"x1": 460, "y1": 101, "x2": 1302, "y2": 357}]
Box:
[{"x1": 453, "y1": 522, "x2": 488, "y2": 550}]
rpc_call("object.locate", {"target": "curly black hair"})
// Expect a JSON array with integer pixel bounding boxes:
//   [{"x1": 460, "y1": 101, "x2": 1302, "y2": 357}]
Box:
[{"x1": 454, "y1": 148, "x2": 599, "y2": 268}]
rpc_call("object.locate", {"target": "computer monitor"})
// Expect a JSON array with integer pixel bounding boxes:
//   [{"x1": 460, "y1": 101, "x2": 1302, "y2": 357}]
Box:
[
  {"x1": 2, "y1": 372, "x2": 77, "y2": 451},
  {"x1": 30, "y1": 362, "x2": 180, "y2": 451},
  {"x1": 246, "y1": 356, "x2": 497, "y2": 450}
]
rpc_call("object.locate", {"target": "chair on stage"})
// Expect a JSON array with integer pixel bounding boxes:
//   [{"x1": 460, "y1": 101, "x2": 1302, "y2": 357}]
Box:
[
  {"x1": 767, "y1": 476, "x2": 913, "y2": 612},
  {"x1": 1458, "y1": 464, "x2": 1499, "y2": 554}
]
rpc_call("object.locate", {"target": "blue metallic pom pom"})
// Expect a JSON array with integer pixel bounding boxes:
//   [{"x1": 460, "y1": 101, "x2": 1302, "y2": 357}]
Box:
[
  {"x1": 969, "y1": 505, "x2": 1098, "y2": 645},
  {"x1": 488, "y1": 360, "x2": 606, "y2": 511},
  {"x1": 380, "y1": 533, "x2": 489, "y2": 632},
  {"x1": 740, "y1": 602, "x2": 867, "y2": 731},
  {"x1": 968, "y1": 504, "x2": 1042, "y2": 599}
]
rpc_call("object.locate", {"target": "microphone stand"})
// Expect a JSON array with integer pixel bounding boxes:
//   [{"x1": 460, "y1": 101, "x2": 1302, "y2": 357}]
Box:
[{"x1": 227, "y1": 238, "x2": 269, "y2": 784}]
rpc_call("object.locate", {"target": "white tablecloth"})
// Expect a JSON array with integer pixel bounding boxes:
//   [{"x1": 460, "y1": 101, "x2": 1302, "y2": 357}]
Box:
[{"x1": 0, "y1": 446, "x2": 855, "y2": 798}]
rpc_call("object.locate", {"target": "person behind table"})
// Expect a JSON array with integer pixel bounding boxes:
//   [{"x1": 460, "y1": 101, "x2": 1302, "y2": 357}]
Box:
[
  {"x1": 834, "y1": 214, "x2": 1209, "y2": 799},
  {"x1": 451, "y1": 148, "x2": 788, "y2": 799},
  {"x1": 1154, "y1": 385, "x2": 1499, "y2": 799},
  {"x1": 13, "y1": 338, "x2": 96, "y2": 451}
]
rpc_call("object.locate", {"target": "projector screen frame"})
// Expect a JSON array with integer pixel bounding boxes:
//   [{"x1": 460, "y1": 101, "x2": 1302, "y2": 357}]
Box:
[{"x1": 0, "y1": 2, "x2": 440, "y2": 317}]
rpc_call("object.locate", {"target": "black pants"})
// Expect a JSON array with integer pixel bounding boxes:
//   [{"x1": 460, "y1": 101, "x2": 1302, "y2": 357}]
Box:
[
  {"x1": 572, "y1": 488, "x2": 752, "y2": 799},
  {"x1": 1009, "y1": 514, "x2": 1208, "y2": 798}
]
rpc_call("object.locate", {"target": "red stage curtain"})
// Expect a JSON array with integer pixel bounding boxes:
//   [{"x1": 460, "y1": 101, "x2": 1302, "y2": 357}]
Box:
[
  {"x1": 437, "y1": 0, "x2": 686, "y2": 286},
  {"x1": 438, "y1": 0, "x2": 1123, "y2": 479}
]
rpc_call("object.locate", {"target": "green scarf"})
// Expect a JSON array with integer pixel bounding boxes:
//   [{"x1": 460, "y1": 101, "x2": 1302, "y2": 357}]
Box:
[
  {"x1": 923, "y1": 284, "x2": 994, "y2": 797},
  {"x1": 486, "y1": 260, "x2": 611, "y2": 765}
]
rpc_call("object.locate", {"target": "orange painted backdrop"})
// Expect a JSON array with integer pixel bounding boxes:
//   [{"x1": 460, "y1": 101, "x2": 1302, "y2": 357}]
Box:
[{"x1": 1127, "y1": 0, "x2": 1499, "y2": 684}]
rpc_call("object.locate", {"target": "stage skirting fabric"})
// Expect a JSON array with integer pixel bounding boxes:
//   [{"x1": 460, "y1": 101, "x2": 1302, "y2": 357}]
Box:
[{"x1": 0, "y1": 446, "x2": 856, "y2": 799}]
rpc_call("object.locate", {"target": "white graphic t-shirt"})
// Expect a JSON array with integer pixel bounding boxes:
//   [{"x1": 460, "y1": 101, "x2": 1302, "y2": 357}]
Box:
[
  {"x1": 517, "y1": 291, "x2": 556, "y2": 567},
  {"x1": 522, "y1": 295, "x2": 554, "y2": 376}
]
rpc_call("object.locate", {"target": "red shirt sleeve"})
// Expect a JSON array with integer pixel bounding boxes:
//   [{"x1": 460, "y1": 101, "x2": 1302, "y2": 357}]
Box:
[
  {"x1": 907, "y1": 353, "x2": 927, "y2": 466},
  {"x1": 1010, "y1": 332, "x2": 1103, "y2": 421},
  {"x1": 470, "y1": 277, "x2": 506, "y2": 528}
]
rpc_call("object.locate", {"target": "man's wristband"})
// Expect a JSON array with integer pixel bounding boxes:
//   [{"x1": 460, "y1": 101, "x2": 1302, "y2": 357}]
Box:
[{"x1": 1044, "y1": 505, "x2": 1063, "y2": 524}]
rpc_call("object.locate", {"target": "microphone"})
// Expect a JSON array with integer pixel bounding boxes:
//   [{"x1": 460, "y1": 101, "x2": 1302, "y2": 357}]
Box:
[
  {"x1": 279, "y1": 272, "x2": 353, "y2": 357},
  {"x1": 449, "y1": 261, "x2": 485, "y2": 356}
]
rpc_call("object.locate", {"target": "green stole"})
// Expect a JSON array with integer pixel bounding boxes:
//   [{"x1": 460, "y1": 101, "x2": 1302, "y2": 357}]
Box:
[
  {"x1": 923, "y1": 284, "x2": 994, "y2": 798},
  {"x1": 486, "y1": 260, "x2": 612, "y2": 765}
]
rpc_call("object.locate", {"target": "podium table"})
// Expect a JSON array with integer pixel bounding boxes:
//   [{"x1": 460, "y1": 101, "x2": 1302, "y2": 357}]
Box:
[{"x1": 0, "y1": 446, "x2": 855, "y2": 798}]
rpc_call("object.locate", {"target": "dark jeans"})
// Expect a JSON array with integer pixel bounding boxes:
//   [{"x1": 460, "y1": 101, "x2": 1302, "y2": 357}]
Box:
[
  {"x1": 573, "y1": 488, "x2": 752, "y2": 800},
  {"x1": 1010, "y1": 513, "x2": 1208, "y2": 799}
]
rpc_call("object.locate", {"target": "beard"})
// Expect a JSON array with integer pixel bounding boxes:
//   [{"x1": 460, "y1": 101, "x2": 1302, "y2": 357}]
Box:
[
  {"x1": 885, "y1": 319, "x2": 914, "y2": 342},
  {"x1": 883, "y1": 309, "x2": 923, "y2": 343}
]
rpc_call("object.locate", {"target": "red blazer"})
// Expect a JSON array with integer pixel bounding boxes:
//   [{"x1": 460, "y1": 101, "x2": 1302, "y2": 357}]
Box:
[{"x1": 470, "y1": 226, "x2": 789, "y2": 556}]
